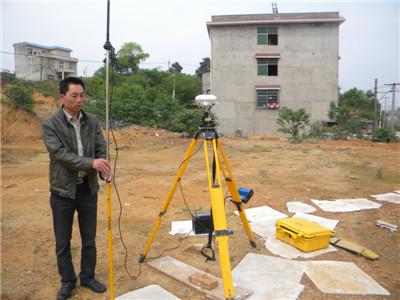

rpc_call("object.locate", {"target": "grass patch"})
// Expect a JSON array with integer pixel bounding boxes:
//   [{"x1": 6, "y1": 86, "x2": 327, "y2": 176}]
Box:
[{"x1": 337, "y1": 161, "x2": 400, "y2": 185}]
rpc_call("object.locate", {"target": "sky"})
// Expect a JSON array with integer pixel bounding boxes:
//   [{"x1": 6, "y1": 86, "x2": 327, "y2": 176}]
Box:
[{"x1": 1, "y1": 0, "x2": 399, "y2": 108}]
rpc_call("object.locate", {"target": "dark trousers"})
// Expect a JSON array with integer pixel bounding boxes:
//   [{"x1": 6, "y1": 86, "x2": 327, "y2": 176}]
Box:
[{"x1": 50, "y1": 180, "x2": 98, "y2": 285}]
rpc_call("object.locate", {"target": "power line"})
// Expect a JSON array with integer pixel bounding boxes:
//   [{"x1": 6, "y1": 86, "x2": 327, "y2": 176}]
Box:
[{"x1": 0, "y1": 50, "x2": 199, "y2": 69}]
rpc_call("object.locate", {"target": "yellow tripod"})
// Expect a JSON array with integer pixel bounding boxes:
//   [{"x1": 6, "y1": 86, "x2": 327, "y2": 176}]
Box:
[{"x1": 139, "y1": 109, "x2": 256, "y2": 300}]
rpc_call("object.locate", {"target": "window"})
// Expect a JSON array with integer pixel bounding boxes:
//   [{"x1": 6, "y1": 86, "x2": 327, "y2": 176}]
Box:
[
  {"x1": 47, "y1": 75, "x2": 55, "y2": 80},
  {"x1": 27, "y1": 48, "x2": 33, "y2": 55},
  {"x1": 59, "y1": 61, "x2": 64, "y2": 69},
  {"x1": 257, "y1": 58, "x2": 278, "y2": 76},
  {"x1": 257, "y1": 26, "x2": 278, "y2": 45},
  {"x1": 256, "y1": 89, "x2": 280, "y2": 109}
]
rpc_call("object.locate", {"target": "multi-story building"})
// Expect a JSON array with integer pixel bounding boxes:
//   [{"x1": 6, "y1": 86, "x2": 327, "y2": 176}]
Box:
[
  {"x1": 13, "y1": 42, "x2": 78, "y2": 81},
  {"x1": 206, "y1": 12, "x2": 345, "y2": 136}
]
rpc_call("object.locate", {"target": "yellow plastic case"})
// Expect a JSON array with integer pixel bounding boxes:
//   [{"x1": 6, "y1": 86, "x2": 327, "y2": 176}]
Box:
[{"x1": 275, "y1": 217, "x2": 332, "y2": 252}]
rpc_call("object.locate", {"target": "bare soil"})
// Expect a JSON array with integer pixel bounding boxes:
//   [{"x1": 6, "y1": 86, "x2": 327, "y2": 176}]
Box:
[{"x1": 1, "y1": 94, "x2": 399, "y2": 299}]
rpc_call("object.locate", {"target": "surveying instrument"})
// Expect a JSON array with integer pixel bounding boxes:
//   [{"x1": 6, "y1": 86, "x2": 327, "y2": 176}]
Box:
[
  {"x1": 139, "y1": 94, "x2": 257, "y2": 300},
  {"x1": 103, "y1": 0, "x2": 115, "y2": 298}
]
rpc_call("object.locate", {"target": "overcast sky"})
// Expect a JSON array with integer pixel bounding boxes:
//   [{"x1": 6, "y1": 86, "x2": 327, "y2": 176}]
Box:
[{"x1": 1, "y1": 0, "x2": 399, "y2": 107}]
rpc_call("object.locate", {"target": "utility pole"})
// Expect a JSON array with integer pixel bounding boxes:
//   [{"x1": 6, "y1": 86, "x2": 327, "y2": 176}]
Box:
[
  {"x1": 172, "y1": 72, "x2": 176, "y2": 100},
  {"x1": 40, "y1": 56, "x2": 43, "y2": 81},
  {"x1": 373, "y1": 78, "x2": 378, "y2": 132},
  {"x1": 384, "y1": 83, "x2": 399, "y2": 134}
]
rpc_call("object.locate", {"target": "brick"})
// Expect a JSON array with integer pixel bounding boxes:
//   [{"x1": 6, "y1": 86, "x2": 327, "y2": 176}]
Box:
[{"x1": 188, "y1": 272, "x2": 218, "y2": 290}]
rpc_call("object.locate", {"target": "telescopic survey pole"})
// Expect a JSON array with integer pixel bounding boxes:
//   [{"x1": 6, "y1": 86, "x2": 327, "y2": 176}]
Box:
[{"x1": 103, "y1": 0, "x2": 115, "y2": 298}]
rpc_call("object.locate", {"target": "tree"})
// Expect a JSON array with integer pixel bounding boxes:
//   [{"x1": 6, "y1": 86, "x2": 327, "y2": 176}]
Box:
[
  {"x1": 115, "y1": 42, "x2": 149, "y2": 75},
  {"x1": 276, "y1": 107, "x2": 310, "y2": 143},
  {"x1": 195, "y1": 57, "x2": 210, "y2": 77},
  {"x1": 329, "y1": 88, "x2": 377, "y2": 135},
  {"x1": 169, "y1": 62, "x2": 183, "y2": 74}
]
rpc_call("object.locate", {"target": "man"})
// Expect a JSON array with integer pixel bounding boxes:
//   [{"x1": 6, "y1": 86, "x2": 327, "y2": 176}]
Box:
[{"x1": 42, "y1": 77, "x2": 111, "y2": 300}]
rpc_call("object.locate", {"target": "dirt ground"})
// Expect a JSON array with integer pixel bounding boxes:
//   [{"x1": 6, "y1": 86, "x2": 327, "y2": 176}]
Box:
[{"x1": 1, "y1": 95, "x2": 400, "y2": 299}]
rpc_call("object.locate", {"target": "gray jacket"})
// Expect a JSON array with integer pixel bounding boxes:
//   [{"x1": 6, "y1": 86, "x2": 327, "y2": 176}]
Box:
[{"x1": 42, "y1": 107, "x2": 107, "y2": 199}]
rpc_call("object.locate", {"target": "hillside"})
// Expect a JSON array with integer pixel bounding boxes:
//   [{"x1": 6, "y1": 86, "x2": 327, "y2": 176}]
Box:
[{"x1": 1, "y1": 92, "x2": 59, "y2": 143}]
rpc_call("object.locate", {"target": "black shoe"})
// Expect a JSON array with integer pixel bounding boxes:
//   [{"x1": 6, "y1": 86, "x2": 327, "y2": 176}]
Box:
[
  {"x1": 57, "y1": 284, "x2": 75, "y2": 300},
  {"x1": 81, "y1": 278, "x2": 107, "y2": 293}
]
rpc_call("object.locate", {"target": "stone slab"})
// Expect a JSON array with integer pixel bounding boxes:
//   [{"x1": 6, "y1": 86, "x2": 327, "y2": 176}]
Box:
[
  {"x1": 232, "y1": 253, "x2": 306, "y2": 300},
  {"x1": 147, "y1": 256, "x2": 252, "y2": 300},
  {"x1": 305, "y1": 260, "x2": 390, "y2": 295}
]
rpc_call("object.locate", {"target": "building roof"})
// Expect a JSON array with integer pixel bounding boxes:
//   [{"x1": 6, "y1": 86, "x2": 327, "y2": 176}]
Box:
[
  {"x1": 13, "y1": 42, "x2": 73, "y2": 52},
  {"x1": 207, "y1": 12, "x2": 345, "y2": 29}
]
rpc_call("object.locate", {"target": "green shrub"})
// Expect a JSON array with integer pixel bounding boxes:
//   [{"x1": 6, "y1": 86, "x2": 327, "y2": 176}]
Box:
[
  {"x1": 169, "y1": 108, "x2": 203, "y2": 136},
  {"x1": 4, "y1": 84, "x2": 34, "y2": 112},
  {"x1": 372, "y1": 128, "x2": 398, "y2": 143},
  {"x1": 276, "y1": 107, "x2": 310, "y2": 143},
  {"x1": 307, "y1": 122, "x2": 326, "y2": 139},
  {"x1": 329, "y1": 125, "x2": 347, "y2": 140}
]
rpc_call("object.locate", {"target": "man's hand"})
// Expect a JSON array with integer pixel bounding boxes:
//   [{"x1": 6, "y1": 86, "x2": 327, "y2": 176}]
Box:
[
  {"x1": 101, "y1": 172, "x2": 113, "y2": 184},
  {"x1": 92, "y1": 158, "x2": 111, "y2": 179}
]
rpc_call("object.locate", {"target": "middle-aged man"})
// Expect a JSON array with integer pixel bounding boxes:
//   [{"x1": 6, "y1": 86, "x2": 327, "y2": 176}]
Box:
[{"x1": 42, "y1": 77, "x2": 111, "y2": 300}]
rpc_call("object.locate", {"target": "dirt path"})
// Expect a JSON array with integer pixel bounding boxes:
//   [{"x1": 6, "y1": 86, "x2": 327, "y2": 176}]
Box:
[{"x1": 1, "y1": 130, "x2": 400, "y2": 299}]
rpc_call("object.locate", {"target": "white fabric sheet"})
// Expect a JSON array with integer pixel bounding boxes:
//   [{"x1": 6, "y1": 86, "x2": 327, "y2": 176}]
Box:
[
  {"x1": 265, "y1": 236, "x2": 337, "y2": 259},
  {"x1": 250, "y1": 219, "x2": 277, "y2": 238},
  {"x1": 286, "y1": 201, "x2": 316, "y2": 214},
  {"x1": 293, "y1": 212, "x2": 339, "y2": 230},
  {"x1": 235, "y1": 205, "x2": 287, "y2": 223},
  {"x1": 370, "y1": 192, "x2": 400, "y2": 204},
  {"x1": 311, "y1": 198, "x2": 381, "y2": 212}
]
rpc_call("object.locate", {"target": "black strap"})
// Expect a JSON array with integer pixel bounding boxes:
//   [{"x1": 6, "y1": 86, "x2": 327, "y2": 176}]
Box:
[
  {"x1": 201, "y1": 208, "x2": 215, "y2": 261},
  {"x1": 212, "y1": 156, "x2": 216, "y2": 185}
]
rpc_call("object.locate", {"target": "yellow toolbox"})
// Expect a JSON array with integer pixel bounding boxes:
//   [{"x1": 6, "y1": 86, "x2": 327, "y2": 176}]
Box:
[{"x1": 276, "y1": 217, "x2": 333, "y2": 252}]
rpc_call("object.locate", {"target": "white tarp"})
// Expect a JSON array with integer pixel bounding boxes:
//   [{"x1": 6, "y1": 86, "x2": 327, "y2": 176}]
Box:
[
  {"x1": 265, "y1": 236, "x2": 337, "y2": 259},
  {"x1": 311, "y1": 198, "x2": 381, "y2": 212},
  {"x1": 286, "y1": 201, "x2": 316, "y2": 214},
  {"x1": 305, "y1": 261, "x2": 390, "y2": 295},
  {"x1": 116, "y1": 284, "x2": 181, "y2": 300},
  {"x1": 232, "y1": 253, "x2": 306, "y2": 300},
  {"x1": 293, "y1": 212, "x2": 339, "y2": 230},
  {"x1": 370, "y1": 192, "x2": 400, "y2": 204},
  {"x1": 235, "y1": 205, "x2": 287, "y2": 223},
  {"x1": 250, "y1": 219, "x2": 277, "y2": 238}
]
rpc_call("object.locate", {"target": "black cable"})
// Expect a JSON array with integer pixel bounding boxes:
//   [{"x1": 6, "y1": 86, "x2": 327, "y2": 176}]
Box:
[{"x1": 108, "y1": 60, "x2": 142, "y2": 281}]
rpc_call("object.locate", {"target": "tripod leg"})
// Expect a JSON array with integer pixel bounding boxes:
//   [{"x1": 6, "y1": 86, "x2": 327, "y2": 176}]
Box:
[
  {"x1": 217, "y1": 140, "x2": 256, "y2": 248},
  {"x1": 204, "y1": 140, "x2": 235, "y2": 300},
  {"x1": 139, "y1": 138, "x2": 198, "y2": 262}
]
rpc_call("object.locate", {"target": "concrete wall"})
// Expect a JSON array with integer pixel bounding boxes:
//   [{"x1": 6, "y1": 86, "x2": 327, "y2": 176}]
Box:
[
  {"x1": 202, "y1": 72, "x2": 211, "y2": 93},
  {"x1": 210, "y1": 22, "x2": 340, "y2": 136}
]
